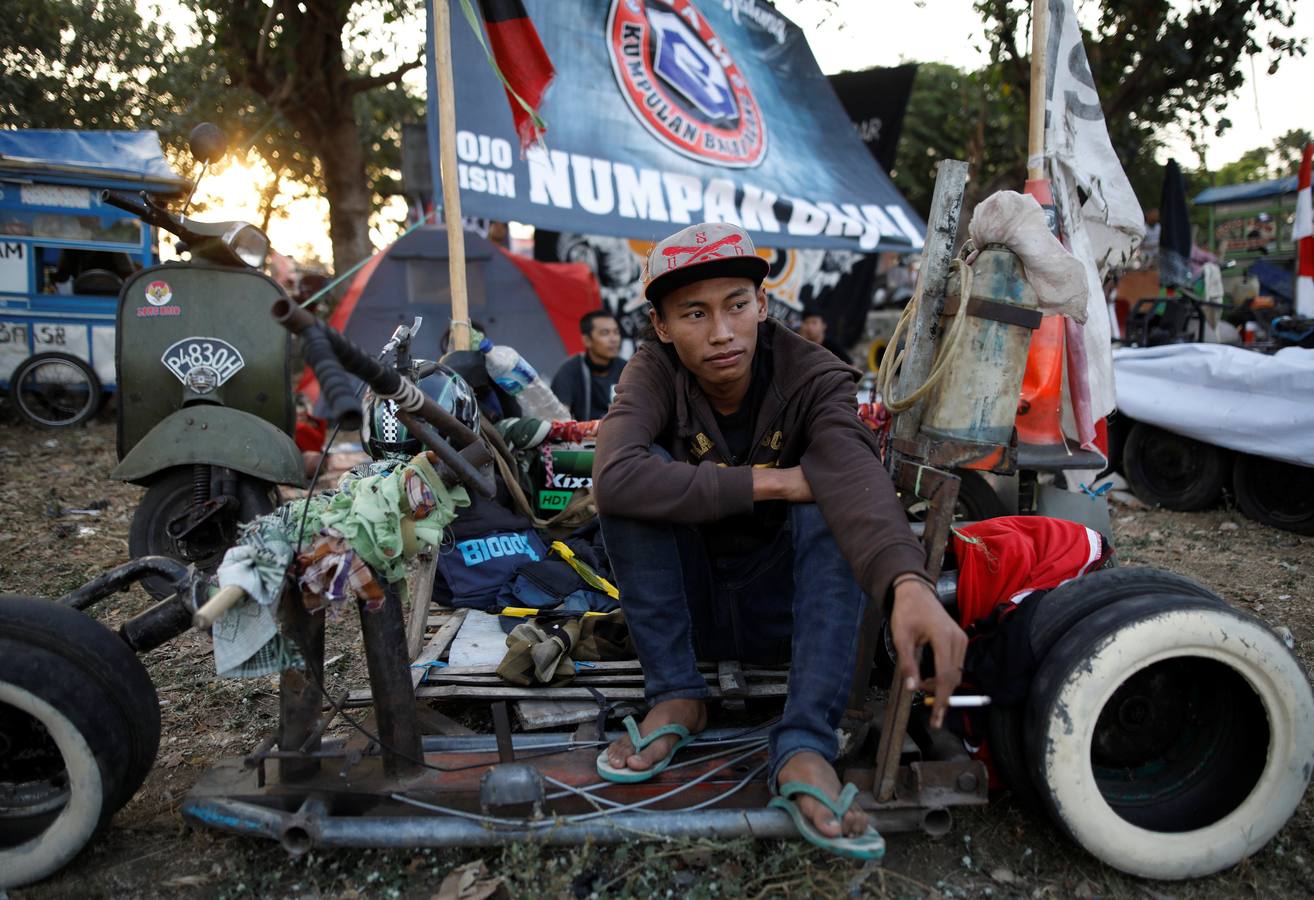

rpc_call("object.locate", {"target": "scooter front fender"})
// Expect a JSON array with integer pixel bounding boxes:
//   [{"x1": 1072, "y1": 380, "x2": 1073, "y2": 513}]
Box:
[{"x1": 111, "y1": 406, "x2": 306, "y2": 487}]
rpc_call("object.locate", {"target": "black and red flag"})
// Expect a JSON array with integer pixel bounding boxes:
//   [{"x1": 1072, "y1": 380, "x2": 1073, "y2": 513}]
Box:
[{"x1": 460, "y1": 0, "x2": 555, "y2": 150}]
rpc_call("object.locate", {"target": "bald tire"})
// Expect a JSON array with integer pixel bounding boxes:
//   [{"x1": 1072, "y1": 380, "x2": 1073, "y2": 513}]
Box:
[
  {"x1": 1023, "y1": 594, "x2": 1314, "y2": 880},
  {"x1": 986, "y1": 567, "x2": 1225, "y2": 809}
]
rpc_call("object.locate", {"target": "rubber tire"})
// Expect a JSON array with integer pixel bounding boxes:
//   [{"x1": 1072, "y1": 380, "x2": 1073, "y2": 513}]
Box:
[
  {"x1": 1232, "y1": 453, "x2": 1314, "y2": 536},
  {"x1": 1122, "y1": 422, "x2": 1228, "y2": 511},
  {"x1": 0, "y1": 596, "x2": 160, "y2": 888},
  {"x1": 1101, "y1": 413, "x2": 1132, "y2": 478},
  {"x1": 987, "y1": 567, "x2": 1225, "y2": 809},
  {"x1": 953, "y1": 470, "x2": 1009, "y2": 521},
  {"x1": 8, "y1": 352, "x2": 102, "y2": 428},
  {"x1": 129, "y1": 468, "x2": 275, "y2": 600},
  {"x1": 901, "y1": 470, "x2": 1008, "y2": 525},
  {"x1": 1023, "y1": 594, "x2": 1314, "y2": 880}
]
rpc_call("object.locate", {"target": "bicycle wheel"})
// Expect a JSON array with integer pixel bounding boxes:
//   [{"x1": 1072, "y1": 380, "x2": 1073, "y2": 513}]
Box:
[{"x1": 9, "y1": 353, "x2": 102, "y2": 428}]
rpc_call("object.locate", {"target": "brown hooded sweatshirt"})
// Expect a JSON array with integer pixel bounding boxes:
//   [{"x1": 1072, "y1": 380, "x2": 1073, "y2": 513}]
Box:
[{"x1": 593, "y1": 317, "x2": 928, "y2": 606}]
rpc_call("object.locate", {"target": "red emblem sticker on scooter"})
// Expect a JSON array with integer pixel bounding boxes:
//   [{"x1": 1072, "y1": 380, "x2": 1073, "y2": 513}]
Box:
[
  {"x1": 136, "y1": 280, "x2": 181, "y2": 317},
  {"x1": 144, "y1": 280, "x2": 173, "y2": 306}
]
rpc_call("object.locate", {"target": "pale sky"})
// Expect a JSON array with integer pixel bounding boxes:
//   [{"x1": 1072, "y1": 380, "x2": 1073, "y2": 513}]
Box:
[
  {"x1": 148, "y1": 0, "x2": 1312, "y2": 264},
  {"x1": 773, "y1": 0, "x2": 1313, "y2": 169}
]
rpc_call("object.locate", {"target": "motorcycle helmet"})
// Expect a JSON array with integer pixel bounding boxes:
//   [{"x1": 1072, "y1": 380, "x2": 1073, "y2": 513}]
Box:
[{"x1": 363, "y1": 362, "x2": 480, "y2": 461}]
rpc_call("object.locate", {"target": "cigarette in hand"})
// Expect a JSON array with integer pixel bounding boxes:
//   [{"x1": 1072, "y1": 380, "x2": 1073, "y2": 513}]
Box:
[{"x1": 922, "y1": 695, "x2": 992, "y2": 708}]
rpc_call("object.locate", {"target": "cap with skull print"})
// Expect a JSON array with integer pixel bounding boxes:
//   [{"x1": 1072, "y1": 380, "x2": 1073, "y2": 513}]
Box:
[{"x1": 643, "y1": 222, "x2": 770, "y2": 306}]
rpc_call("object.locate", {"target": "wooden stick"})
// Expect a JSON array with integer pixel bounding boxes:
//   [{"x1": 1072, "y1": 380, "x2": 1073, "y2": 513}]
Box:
[
  {"x1": 192, "y1": 584, "x2": 247, "y2": 630},
  {"x1": 431, "y1": 0, "x2": 471, "y2": 350},
  {"x1": 411, "y1": 608, "x2": 469, "y2": 690},
  {"x1": 406, "y1": 553, "x2": 438, "y2": 660},
  {"x1": 1027, "y1": 0, "x2": 1050, "y2": 181}
]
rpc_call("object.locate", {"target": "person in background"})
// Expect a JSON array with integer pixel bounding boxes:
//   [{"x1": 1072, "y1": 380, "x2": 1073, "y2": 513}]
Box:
[
  {"x1": 551, "y1": 310, "x2": 626, "y2": 421},
  {"x1": 798, "y1": 306, "x2": 852, "y2": 365}
]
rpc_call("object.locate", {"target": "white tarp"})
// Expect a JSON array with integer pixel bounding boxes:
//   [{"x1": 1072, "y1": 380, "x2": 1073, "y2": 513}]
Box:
[
  {"x1": 1044, "y1": 0, "x2": 1145, "y2": 445},
  {"x1": 1113, "y1": 345, "x2": 1314, "y2": 467}
]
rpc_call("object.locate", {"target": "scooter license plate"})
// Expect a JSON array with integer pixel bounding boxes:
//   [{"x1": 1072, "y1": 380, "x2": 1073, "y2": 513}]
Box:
[{"x1": 161, "y1": 337, "x2": 246, "y2": 393}]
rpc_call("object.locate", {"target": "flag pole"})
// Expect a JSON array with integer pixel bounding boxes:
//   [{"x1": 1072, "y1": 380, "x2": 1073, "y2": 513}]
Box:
[
  {"x1": 431, "y1": 0, "x2": 471, "y2": 351},
  {"x1": 1026, "y1": 0, "x2": 1049, "y2": 183}
]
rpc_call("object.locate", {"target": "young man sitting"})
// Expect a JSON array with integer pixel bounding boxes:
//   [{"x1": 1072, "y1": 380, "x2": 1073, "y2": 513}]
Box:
[{"x1": 592, "y1": 223, "x2": 967, "y2": 856}]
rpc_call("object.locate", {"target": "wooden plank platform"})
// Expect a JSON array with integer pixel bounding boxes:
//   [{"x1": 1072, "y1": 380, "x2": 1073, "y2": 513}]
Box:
[{"x1": 354, "y1": 605, "x2": 794, "y2": 724}]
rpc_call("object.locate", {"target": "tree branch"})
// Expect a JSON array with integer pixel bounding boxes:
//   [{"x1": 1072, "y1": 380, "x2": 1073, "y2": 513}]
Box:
[
  {"x1": 347, "y1": 56, "x2": 422, "y2": 94},
  {"x1": 254, "y1": 0, "x2": 278, "y2": 73}
]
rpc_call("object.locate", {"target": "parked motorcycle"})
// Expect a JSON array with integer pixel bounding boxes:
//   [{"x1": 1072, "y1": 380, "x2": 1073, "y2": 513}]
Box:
[{"x1": 103, "y1": 125, "x2": 304, "y2": 597}]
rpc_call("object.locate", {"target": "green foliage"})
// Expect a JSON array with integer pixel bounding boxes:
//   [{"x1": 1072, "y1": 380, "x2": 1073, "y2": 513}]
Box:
[
  {"x1": 890, "y1": 63, "x2": 1026, "y2": 218},
  {"x1": 0, "y1": 0, "x2": 183, "y2": 131}
]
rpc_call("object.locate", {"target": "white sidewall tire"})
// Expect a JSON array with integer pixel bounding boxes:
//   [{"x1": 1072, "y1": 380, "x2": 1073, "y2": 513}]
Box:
[
  {"x1": 0, "y1": 682, "x2": 106, "y2": 889},
  {"x1": 1034, "y1": 606, "x2": 1314, "y2": 880}
]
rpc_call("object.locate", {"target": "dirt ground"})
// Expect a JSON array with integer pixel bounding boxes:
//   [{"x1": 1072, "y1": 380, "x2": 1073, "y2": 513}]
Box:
[{"x1": 2, "y1": 410, "x2": 1311, "y2": 900}]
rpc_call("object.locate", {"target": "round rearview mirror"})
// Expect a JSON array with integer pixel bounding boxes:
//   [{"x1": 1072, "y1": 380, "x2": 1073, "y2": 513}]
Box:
[{"x1": 188, "y1": 122, "x2": 228, "y2": 165}]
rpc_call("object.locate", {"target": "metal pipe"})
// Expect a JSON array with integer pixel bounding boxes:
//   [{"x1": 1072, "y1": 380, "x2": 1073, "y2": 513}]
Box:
[
  {"x1": 394, "y1": 410, "x2": 496, "y2": 498},
  {"x1": 282, "y1": 795, "x2": 330, "y2": 856},
  {"x1": 118, "y1": 595, "x2": 194, "y2": 653},
  {"x1": 181, "y1": 797, "x2": 955, "y2": 851},
  {"x1": 58, "y1": 556, "x2": 190, "y2": 611}
]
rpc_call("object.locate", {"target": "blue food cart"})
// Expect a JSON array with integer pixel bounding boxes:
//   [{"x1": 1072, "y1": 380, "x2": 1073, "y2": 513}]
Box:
[{"x1": 0, "y1": 130, "x2": 189, "y2": 425}]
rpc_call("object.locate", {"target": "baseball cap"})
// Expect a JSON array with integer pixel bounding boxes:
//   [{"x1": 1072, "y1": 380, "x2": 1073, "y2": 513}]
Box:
[{"x1": 643, "y1": 222, "x2": 770, "y2": 305}]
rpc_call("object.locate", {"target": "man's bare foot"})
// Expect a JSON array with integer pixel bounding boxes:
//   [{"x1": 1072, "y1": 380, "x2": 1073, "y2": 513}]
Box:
[
  {"x1": 776, "y1": 751, "x2": 869, "y2": 838},
  {"x1": 605, "y1": 699, "x2": 707, "y2": 773}
]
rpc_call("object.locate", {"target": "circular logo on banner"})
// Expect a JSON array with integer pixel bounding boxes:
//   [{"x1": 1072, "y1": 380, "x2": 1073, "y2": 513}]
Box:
[
  {"x1": 607, "y1": 0, "x2": 767, "y2": 168},
  {"x1": 144, "y1": 280, "x2": 173, "y2": 306}
]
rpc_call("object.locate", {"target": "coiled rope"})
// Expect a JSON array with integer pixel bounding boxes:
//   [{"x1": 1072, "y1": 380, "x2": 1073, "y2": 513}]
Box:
[{"x1": 877, "y1": 254, "x2": 975, "y2": 413}]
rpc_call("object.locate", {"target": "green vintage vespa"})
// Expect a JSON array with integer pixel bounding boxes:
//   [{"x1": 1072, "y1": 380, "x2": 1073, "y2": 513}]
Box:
[{"x1": 105, "y1": 126, "x2": 304, "y2": 596}]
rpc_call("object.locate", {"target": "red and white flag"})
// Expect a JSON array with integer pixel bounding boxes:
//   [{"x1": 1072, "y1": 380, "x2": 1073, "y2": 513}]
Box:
[
  {"x1": 1295, "y1": 141, "x2": 1313, "y2": 317},
  {"x1": 468, "y1": 0, "x2": 555, "y2": 151}
]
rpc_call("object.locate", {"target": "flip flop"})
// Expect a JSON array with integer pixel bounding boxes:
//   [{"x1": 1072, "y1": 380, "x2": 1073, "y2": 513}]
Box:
[
  {"x1": 769, "y1": 782, "x2": 886, "y2": 861},
  {"x1": 595, "y1": 715, "x2": 695, "y2": 783}
]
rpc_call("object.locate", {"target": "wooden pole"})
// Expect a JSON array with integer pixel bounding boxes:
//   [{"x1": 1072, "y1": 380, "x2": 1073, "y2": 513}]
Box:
[
  {"x1": 431, "y1": 0, "x2": 471, "y2": 351},
  {"x1": 1027, "y1": 0, "x2": 1049, "y2": 181},
  {"x1": 891, "y1": 159, "x2": 970, "y2": 444}
]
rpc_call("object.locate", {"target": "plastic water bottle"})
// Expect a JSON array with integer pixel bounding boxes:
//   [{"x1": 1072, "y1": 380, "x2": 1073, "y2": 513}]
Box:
[{"x1": 479, "y1": 339, "x2": 571, "y2": 422}]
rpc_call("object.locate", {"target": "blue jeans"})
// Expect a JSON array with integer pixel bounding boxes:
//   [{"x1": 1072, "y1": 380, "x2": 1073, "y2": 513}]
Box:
[{"x1": 600, "y1": 479, "x2": 868, "y2": 788}]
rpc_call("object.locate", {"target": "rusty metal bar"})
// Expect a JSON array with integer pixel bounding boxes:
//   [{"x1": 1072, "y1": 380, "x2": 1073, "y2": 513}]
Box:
[
  {"x1": 358, "y1": 581, "x2": 424, "y2": 776},
  {"x1": 278, "y1": 583, "x2": 325, "y2": 783}
]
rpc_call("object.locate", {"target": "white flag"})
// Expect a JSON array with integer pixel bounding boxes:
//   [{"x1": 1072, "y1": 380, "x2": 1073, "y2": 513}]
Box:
[{"x1": 1043, "y1": 0, "x2": 1145, "y2": 437}]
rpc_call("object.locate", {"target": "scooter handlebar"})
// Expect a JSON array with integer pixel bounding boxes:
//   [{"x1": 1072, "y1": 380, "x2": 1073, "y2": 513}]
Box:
[
  {"x1": 270, "y1": 298, "x2": 495, "y2": 497},
  {"x1": 271, "y1": 298, "x2": 481, "y2": 447},
  {"x1": 101, "y1": 189, "x2": 153, "y2": 219},
  {"x1": 297, "y1": 324, "x2": 363, "y2": 431}
]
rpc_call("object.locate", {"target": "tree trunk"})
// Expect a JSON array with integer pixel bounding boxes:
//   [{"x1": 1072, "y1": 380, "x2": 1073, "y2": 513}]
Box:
[{"x1": 313, "y1": 116, "x2": 373, "y2": 279}]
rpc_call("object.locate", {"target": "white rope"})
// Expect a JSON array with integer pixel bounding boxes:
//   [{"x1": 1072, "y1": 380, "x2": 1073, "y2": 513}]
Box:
[{"x1": 382, "y1": 377, "x2": 426, "y2": 413}]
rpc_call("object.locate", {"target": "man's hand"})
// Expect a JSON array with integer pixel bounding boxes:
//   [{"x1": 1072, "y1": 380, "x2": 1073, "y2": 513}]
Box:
[
  {"x1": 751, "y1": 466, "x2": 814, "y2": 503},
  {"x1": 889, "y1": 578, "x2": 968, "y2": 729}
]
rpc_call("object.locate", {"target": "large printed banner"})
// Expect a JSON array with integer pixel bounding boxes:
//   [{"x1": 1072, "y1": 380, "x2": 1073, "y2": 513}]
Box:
[{"x1": 444, "y1": 0, "x2": 925, "y2": 253}]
